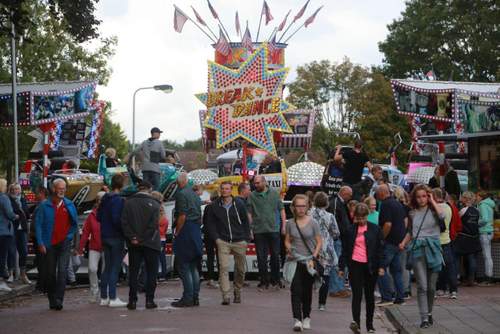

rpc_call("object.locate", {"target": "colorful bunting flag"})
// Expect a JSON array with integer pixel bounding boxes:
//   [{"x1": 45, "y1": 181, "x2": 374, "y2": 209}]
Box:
[
  {"x1": 262, "y1": 1, "x2": 273, "y2": 25},
  {"x1": 207, "y1": 0, "x2": 219, "y2": 20},
  {"x1": 235, "y1": 11, "x2": 241, "y2": 36},
  {"x1": 214, "y1": 28, "x2": 231, "y2": 56},
  {"x1": 242, "y1": 25, "x2": 253, "y2": 51},
  {"x1": 278, "y1": 10, "x2": 291, "y2": 31},
  {"x1": 191, "y1": 6, "x2": 207, "y2": 26},
  {"x1": 304, "y1": 6, "x2": 323, "y2": 28},
  {"x1": 294, "y1": 0, "x2": 310, "y2": 22},
  {"x1": 174, "y1": 5, "x2": 189, "y2": 33}
]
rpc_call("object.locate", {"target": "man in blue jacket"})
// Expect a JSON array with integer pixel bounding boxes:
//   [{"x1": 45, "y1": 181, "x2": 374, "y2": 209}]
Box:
[{"x1": 35, "y1": 179, "x2": 78, "y2": 310}]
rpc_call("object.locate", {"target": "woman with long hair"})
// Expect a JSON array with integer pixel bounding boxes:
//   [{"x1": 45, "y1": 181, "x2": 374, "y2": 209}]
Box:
[
  {"x1": 0, "y1": 179, "x2": 17, "y2": 292},
  {"x1": 310, "y1": 191, "x2": 340, "y2": 311},
  {"x1": 284, "y1": 194, "x2": 322, "y2": 332},
  {"x1": 7, "y1": 183, "x2": 31, "y2": 284},
  {"x1": 339, "y1": 203, "x2": 384, "y2": 334},
  {"x1": 79, "y1": 191, "x2": 106, "y2": 302},
  {"x1": 400, "y1": 184, "x2": 444, "y2": 329}
]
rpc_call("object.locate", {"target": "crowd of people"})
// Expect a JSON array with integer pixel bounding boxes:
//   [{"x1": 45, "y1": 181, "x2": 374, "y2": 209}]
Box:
[{"x1": 0, "y1": 136, "x2": 498, "y2": 333}]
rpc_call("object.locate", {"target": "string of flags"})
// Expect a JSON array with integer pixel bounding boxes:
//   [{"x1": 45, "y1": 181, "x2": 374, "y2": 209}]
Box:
[{"x1": 173, "y1": 0, "x2": 323, "y2": 48}]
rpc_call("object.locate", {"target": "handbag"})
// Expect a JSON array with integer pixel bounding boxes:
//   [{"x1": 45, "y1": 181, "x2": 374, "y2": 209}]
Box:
[
  {"x1": 294, "y1": 220, "x2": 324, "y2": 277},
  {"x1": 405, "y1": 207, "x2": 429, "y2": 271}
]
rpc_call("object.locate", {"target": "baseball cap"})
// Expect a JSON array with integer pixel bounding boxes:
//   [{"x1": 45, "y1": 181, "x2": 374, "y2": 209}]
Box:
[{"x1": 151, "y1": 127, "x2": 163, "y2": 134}]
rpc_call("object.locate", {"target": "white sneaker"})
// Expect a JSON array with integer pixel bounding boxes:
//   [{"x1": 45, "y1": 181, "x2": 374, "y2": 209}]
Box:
[
  {"x1": 100, "y1": 298, "x2": 109, "y2": 306},
  {"x1": 318, "y1": 304, "x2": 326, "y2": 311},
  {"x1": 293, "y1": 319, "x2": 303, "y2": 332},
  {"x1": 0, "y1": 281, "x2": 12, "y2": 292},
  {"x1": 109, "y1": 298, "x2": 127, "y2": 308},
  {"x1": 449, "y1": 291, "x2": 457, "y2": 299},
  {"x1": 7, "y1": 275, "x2": 14, "y2": 283},
  {"x1": 302, "y1": 317, "x2": 311, "y2": 330}
]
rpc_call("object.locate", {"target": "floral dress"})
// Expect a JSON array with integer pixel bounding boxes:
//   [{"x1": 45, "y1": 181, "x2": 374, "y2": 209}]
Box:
[{"x1": 311, "y1": 207, "x2": 340, "y2": 274}]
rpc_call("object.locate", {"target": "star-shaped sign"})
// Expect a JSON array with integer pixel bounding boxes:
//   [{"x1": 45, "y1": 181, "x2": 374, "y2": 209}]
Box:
[{"x1": 197, "y1": 43, "x2": 293, "y2": 154}]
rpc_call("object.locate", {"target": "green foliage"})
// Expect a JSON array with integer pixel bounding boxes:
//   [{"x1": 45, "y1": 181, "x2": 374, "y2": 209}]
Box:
[
  {"x1": 182, "y1": 138, "x2": 203, "y2": 151},
  {"x1": 379, "y1": 0, "x2": 499, "y2": 81},
  {"x1": 353, "y1": 72, "x2": 412, "y2": 169},
  {"x1": 0, "y1": 0, "x2": 101, "y2": 43},
  {"x1": 287, "y1": 57, "x2": 370, "y2": 132},
  {"x1": 99, "y1": 103, "x2": 129, "y2": 160},
  {"x1": 0, "y1": 0, "x2": 115, "y2": 180},
  {"x1": 0, "y1": 1, "x2": 116, "y2": 84},
  {"x1": 289, "y1": 60, "x2": 411, "y2": 170}
]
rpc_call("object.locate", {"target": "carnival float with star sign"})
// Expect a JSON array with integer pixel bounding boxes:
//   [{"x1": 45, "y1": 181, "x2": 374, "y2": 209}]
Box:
[{"x1": 174, "y1": 1, "x2": 322, "y2": 197}]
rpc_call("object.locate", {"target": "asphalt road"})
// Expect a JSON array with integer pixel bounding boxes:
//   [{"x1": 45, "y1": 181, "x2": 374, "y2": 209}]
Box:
[{"x1": 0, "y1": 280, "x2": 395, "y2": 334}]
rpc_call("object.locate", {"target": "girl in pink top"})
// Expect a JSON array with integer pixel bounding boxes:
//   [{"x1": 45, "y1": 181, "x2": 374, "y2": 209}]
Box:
[
  {"x1": 352, "y1": 223, "x2": 368, "y2": 263},
  {"x1": 338, "y1": 203, "x2": 385, "y2": 334}
]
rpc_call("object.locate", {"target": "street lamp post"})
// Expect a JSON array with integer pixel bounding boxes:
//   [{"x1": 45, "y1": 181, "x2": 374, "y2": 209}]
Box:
[
  {"x1": 132, "y1": 84, "x2": 173, "y2": 151},
  {"x1": 10, "y1": 9, "x2": 19, "y2": 183}
]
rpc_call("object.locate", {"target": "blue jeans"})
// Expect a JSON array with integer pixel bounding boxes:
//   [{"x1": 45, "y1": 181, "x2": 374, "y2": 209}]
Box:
[
  {"x1": 100, "y1": 238, "x2": 124, "y2": 299},
  {"x1": 456, "y1": 252, "x2": 477, "y2": 282},
  {"x1": 178, "y1": 260, "x2": 200, "y2": 301},
  {"x1": 437, "y1": 243, "x2": 458, "y2": 293},
  {"x1": 142, "y1": 171, "x2": 161, "y2": 191},
  {"x1": 45, "y1": 239, "x2": 71, "y2": 306},
  {"x1": 378, "y1": 243, "x2": 404, "y2": 302},
  {"x1": 329, "y1": 239, "x2": 345, "y2": 293}
]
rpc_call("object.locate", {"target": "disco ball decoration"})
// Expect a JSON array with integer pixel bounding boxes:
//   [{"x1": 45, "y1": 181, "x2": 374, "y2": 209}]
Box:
[
  {"x1": 407, "y1": 166, "x2": 435, "y2": 184},
  {"x1": 187, "y1": 169, "x2": 218, "y2": 185},
  {"x1": 287, "y1": 161, "x2": 325, "y2": 187}
]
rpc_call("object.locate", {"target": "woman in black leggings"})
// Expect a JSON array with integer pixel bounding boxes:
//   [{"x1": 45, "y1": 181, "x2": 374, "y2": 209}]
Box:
[{"x1": 339, "y1": 203, "x2": 385, "y2": 334}]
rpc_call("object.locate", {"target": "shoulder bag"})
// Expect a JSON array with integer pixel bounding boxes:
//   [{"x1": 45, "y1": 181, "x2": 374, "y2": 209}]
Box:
[
  {"x1": 294, "y1": 220, "x2": 324, "y2": 277},
  {"x1": 405, "y1": 207, "x2": 429, "y2": 271}
]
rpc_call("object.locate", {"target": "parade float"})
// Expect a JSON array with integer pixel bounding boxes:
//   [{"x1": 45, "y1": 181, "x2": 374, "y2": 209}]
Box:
[
  {"x1": 171, "y1": 1, "x2": 322, "y2": 197},
  {"x1": 173, "y1": 0, "x2": 322, "y2": 273},
  {"x1": 391, "y1": 79, "x2": 500, "y2": 192},
  {"x1": 0, "y1": 81, "x2": 105, "y2": 212},
  {"x1": 391, "y1": 79, "x2": 500, "y2": 279}
]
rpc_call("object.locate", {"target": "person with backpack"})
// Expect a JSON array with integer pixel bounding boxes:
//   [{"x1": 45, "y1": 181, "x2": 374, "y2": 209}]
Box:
[{"x1": 134, "y1": 127, "x2": 166, "y2": 191}]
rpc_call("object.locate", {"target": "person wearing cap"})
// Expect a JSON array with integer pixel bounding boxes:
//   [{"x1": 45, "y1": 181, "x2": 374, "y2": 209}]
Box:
[
  {"x1": 135, "y1": 127, "x2": 166, "y2": 191},
  {"x1": 121, "y1": 180, "x2": 162, "y2": 310}
]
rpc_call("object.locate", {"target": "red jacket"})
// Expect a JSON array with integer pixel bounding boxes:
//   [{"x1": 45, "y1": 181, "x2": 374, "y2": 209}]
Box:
[
  {"x1": 448, "y1": 201, "x2": 462, "y2": 241},
  {"x1": 159, "y1": 215, "x2": 169, "y2": 241},
  {"x1": 79, "y1": 208, "x2": 102, "y2": 252}
]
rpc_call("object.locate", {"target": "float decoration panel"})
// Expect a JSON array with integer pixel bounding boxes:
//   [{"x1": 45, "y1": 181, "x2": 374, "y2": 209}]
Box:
[
  {"x1": 197, "y1": 43, "x2": 294, "y2": 155},
  {"x1": 31, "y1": 82, "x2": 96, "y2": 125},
  {"x1": 0, "y1": 81, "x2": 97, "y2": 127},
  {"x1": 214, "y1": 42, "x2": 286, "y2": 70},
  {"x1": 0, "y1": 92, "x2": 31, "y2": 126},
  {"x1": 391, "y1": 80, "x2": 455, "y2": 123}
]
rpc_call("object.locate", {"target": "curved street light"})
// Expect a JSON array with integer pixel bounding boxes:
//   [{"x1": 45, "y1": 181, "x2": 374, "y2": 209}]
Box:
[{"x1": 132, "y1": 84, "x2": 173, "y2": 151}]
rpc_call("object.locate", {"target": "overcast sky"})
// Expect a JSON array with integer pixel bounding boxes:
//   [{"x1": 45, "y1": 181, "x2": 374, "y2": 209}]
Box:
[{"x1": 96, "y1": 0, "x2": 405, "y2": 144}]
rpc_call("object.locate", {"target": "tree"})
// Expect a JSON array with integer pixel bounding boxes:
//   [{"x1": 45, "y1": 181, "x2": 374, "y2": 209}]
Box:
[
  {"x1": 288, "y1": 57, "x2": 370, "y2": 133},
  {"x1": 379, "y1": 0, "x2": 499, "y2": 81},
  {"x1": 0, "y1": 1, "x2": 116, "y2": 178},
  {"x1": 0, "y1": 0, "x2": 100, "y2": 43},
  {"x1": 99, "y1": 104, "x2": 129, "y2": 160},
  {"x1": 352, "y1": 71, "x2": 412, "y2": 169}
]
